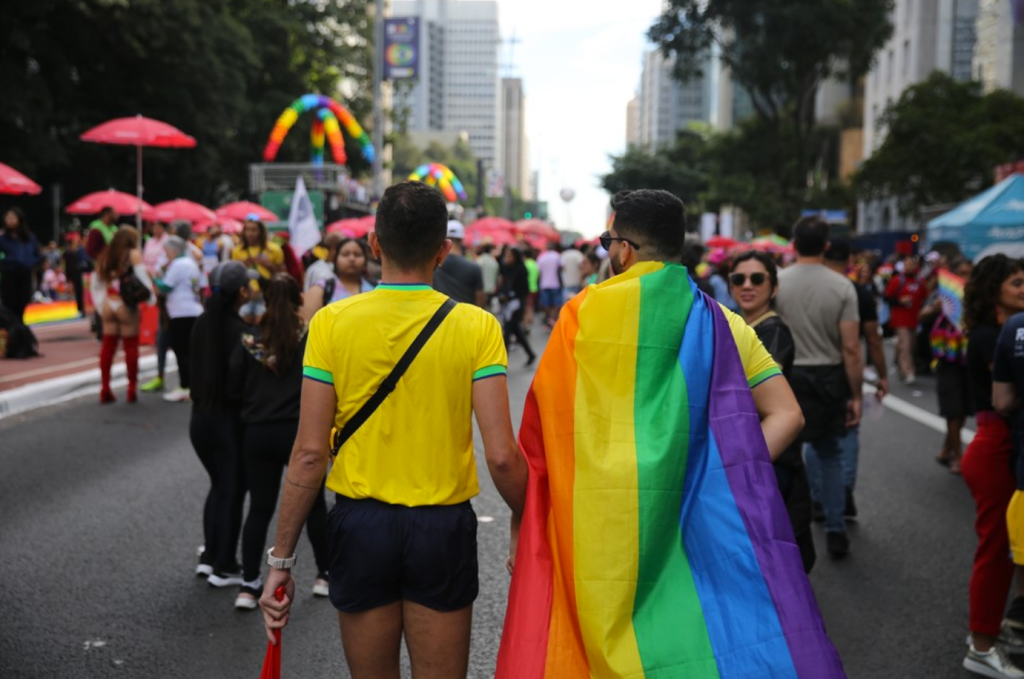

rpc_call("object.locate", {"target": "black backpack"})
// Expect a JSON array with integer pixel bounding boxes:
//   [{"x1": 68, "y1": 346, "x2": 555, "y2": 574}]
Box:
[{"x1": 0, "y1": 304, "x2": 39, "y2": 359}]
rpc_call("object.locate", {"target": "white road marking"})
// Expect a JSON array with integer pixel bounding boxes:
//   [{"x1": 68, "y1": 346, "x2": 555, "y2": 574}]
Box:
[{"x1": 864, "y1": 385, "x2": 975, "y2": 444}]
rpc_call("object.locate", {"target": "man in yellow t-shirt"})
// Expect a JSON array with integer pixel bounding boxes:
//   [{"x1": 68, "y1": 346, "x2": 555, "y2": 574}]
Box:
[
  {"x1": 259, "y1": 182, "x2": 528, "y2": 678},
  {"x1": 231, "y1": 214, "x2": 284, "y2": 322}
]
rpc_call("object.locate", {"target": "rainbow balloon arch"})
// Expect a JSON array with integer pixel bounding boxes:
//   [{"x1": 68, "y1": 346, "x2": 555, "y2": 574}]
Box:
[
  {"x1": 408, "y1": 162, "x2": 467, "y2": 203},
  {"x1": 263, "y1": 94, "x2": 375, "y2": 168}
]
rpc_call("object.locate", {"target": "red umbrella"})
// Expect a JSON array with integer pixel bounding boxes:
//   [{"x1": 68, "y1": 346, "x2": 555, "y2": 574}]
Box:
[
  {"x1": 706, "y1": 236, "x2": 741, "y2": 249},
  {"x1": 66, "y1": 189, "x2": 152, "y2": 216},
  {"x1": 143, "y1": 199, "x2": 216, "y2": 224},
  {"x1": 193, "y1": 217, "x2": 243, "y2": 235},
  {"x1": 325, "y1": 217, "x2": 364, "y2": 236},
  {"x1": 0, "y1": 162, "x2": 42, "y2": 196},
  {"x1": 470, "y1": 217, "x2": 516, "y2": 232},
  {"x1": 215, "y1": 201, "x2": 279, "y2": 223},
  {"x1": 516, "y1": 219, "x2": 560, "y2": 242},
  {"x1": 80, "y1": 115, "x2": 197, "y2": 227},
  {"x1": 466, "y1": 227, "x2": 518, "y2": 247}
]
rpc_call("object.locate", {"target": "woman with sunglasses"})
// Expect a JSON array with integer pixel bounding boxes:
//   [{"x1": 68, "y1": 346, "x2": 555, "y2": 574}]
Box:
[{"x1": 729, "y1": 250, "x2": 815, "y2": 572}]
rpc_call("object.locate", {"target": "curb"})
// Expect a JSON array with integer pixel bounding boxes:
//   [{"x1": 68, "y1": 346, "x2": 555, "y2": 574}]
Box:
[{"x1": 0, "y1": 355, "x2": 178, "y2": 421}]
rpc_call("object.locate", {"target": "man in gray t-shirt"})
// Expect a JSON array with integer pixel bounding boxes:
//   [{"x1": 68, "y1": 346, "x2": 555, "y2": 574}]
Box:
[{"x1": 775, "y1": 216, "x2": 862, "y2": 558}]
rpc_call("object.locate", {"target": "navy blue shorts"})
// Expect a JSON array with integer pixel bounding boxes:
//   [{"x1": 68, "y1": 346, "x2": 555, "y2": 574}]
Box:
[
  {"x1": 539, "y1": 288, "x2": 561, "y2": 309},
  {"x1": 327, "y1": 495, "x2": 479, "y2": 613}
]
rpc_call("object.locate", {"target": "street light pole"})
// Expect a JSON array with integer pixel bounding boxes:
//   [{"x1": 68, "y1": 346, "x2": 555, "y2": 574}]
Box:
[{"x1": 372, "y1": 0, "x2": 385, "y2": 200}]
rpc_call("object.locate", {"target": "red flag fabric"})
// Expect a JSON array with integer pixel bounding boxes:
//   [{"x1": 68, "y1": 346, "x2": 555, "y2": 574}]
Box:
[{"x1": 259, "y1": 586, "x2": 286, "y2": 679}]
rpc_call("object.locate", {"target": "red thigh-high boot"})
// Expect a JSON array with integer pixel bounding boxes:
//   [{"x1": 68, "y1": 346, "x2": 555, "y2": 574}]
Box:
[
  {"x1": 100, "y1": 335, "x2": 119, "y2": 404},
  {"x1": 123, "y1": 336, "x2": 140, "y2": 403}
]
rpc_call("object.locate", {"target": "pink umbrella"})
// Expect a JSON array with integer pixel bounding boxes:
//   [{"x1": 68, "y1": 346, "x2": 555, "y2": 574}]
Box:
[
  {"x1": 0, "y1": 162, "x2": 42, "y2": 196},
  {"x1": 706, "y1": 236, "x2": 741, "y2": 250},
  {"x1": 326, "y1": 217, "x2": 363, "y2": 235},
  {"x1": 466, "y1": 227, "x2": 518, "y2": 247},
  {"x1": 80, "y1": 115, "x2": 197, "y2": 227},
  {"x1": 516, "y1": 218, "x2": 560, "y2": 242},
  {"x1": 193, "y1": 217, "x2": 243, "y2": 235},
  {"x1": 470, "y1": 217, "x2": 516, "y2": 232},
  {"x1": 216, "y1": 201, "x2": 280, "y2": 222},
  {"x1": 144, "y1": 199, "x2": 216, "y2": 224},
  {"x1": 66, "y1": 189, "x2": 153, "y2": 216}
]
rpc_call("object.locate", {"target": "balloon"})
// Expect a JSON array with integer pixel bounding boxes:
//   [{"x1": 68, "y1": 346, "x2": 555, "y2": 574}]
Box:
[
  {"x1": 263, "y1": 94, "x2": 375, "y2": 166},
  {"x1": 559, "y1": 188, "x2": 576, "y2": 203},
  {"x1": 409, "y1": 162, "x2": 468, "y2": 203}
]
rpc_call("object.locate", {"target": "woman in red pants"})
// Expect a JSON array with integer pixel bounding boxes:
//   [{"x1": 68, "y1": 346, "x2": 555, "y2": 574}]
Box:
[
  {"x1": 90, "y1": 227, "x2": 152, "y2": 404},
  {"x1": 961, "y1": 254, "x2": 1024, "y2": 677}
]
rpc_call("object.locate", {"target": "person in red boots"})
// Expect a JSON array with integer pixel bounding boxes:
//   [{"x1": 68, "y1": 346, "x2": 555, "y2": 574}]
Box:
[
  {"x1": 885, "y1": 255, "x2": 928, "y2": 384},
  {"x1": 90, "y1": 226, "x2": 153, "y2": 403}
]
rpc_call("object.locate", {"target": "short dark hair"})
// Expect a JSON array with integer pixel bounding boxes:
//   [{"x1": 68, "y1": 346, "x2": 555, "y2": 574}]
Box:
[
  {"x1": 99, "y1": 206, "x2": 116, "y2": 219},
  {"x1": 792, "y1": 216, "x2": 829, "y2": 256},
  {"x1": 824, "y1": 238, "x2": 851, "y2": 262},
  {"x1": 731, "y1": 250, "x2": 780, "y2": 291},
  {"x1": 374, "y1": 182, "x2": 448, "y2": 269},
  {"x1": 609, "y1": 190, "x2": 686, "y2": 260}
]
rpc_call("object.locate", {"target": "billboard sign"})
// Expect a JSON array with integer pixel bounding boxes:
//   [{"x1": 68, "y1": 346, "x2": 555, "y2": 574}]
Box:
[{"x1": 384, "y1": 18, "x2": 420, "y2": 80}]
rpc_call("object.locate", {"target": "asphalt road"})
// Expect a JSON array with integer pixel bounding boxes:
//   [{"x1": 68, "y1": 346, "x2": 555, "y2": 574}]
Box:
[{"x1": 0, "y1": 336, "x2": 990, "y2": 678}]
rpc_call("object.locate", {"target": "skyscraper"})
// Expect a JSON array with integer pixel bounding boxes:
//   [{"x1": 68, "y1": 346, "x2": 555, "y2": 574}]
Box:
[
  {"x1": 859, "y1": 0, "x2": 980, "y2": 234},
  {"x1": 975, "y1": 0, "x2": 1024, "y2": 96},
  {"x1": 636, "y1": 49, "x2": 715, "y2": 149},
  {"x1": 502, "y1": 77, "x2": 530, "y2": 199},
  {"x1": 393, "y1": 0, "x2": 502, "y2": 168}
]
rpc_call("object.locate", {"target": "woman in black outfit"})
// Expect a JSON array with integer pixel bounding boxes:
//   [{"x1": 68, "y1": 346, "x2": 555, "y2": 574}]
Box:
[
  {"x1": 729, "y1": 250, "x2": 816, "y2": 573},
  {"x1": 500, "y1": 247, "x2": 536, "y2": 366},
  {"x1": 189, "y1": 261, "x2": 252, "y2": 585},
  {"x1": 229, "y1": 273, "x2": 330, "y2": 610},
  {"x1": 0, "y1": 207, "x2": 42, "y2": 323}
]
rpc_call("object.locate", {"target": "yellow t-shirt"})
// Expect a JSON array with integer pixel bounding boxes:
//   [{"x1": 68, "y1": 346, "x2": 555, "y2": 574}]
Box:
[
  {"x1": 720, "y1": 304, "x2": 783, "y2": 388},
  {"x1": 303, "y1": 284, "x2": 508, "y2": 506},
  {"x1": 232, "y1": 242, "x2": 284, "y2": 283}
]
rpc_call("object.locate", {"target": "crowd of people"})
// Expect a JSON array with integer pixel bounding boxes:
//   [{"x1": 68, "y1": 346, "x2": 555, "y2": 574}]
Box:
[{"x1": 6, "y1": 182, "x2": 1024, "y2": 677}]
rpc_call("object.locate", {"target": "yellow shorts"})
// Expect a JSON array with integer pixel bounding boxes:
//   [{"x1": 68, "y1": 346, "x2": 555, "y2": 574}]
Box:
[{"x1": 1009, "y1": 490, "x2": 1024, "y2": 565}]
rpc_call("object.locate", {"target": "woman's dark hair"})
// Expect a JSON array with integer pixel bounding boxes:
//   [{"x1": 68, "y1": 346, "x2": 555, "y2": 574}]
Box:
[
  {"x1": 243, "y1": 220, "x2": 268, "y2": 249},
  {"x1": 964, "y1": 254, "x2": 1024, "y2": 331},
  {"x1": 334, "y1": 238, "x2": 370, "y2": 278},
  {"x1": 258, "y1": 273, "x2": 302, "y2": 376},
  {"x1": 731, "y1": 250, "x2": 780, "y2": 291},
  {"x1": 4, "y1": 207, "x2": 30, "y2": 240},
  {"x1": 198, "y1": 284, "x2": 246, "y2": 409},
  {"x1": 507, "y1": 246, "x2": 525, "y2": 267}
]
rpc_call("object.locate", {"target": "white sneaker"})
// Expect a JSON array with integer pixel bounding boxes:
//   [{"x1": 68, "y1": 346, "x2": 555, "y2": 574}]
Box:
[
  {"x1": 235, "y1": 579, "x2": 262, "y2": 610},
  {"x1": 313, "y1": 577, "x2": 330, "y2": 597},
  {"x1": 965, "y1": 643, "x2": 1024, "y2": 678},
  {"x1": 163, "y1": 387, "x2": 191, "y2": 403},
  {"x1": 195, "y1": 563, "x2": 213, "y2": 577},
  {"x1": 207, "y1": 570, "x2": 244, "y2": 588}
]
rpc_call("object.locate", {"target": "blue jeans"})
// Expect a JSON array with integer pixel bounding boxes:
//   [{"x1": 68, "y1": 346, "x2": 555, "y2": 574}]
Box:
[
  {"x1": 803, "y1": 434, "x2": 848, "y2": 534},
  {"x1": 805, "y1": 426, "x2": 858, "y2": 494}
]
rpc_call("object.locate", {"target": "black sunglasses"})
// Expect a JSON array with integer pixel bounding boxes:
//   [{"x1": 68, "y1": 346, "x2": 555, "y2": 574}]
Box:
[
  {"x1": 599, "y1": 230, "x2": 641, "y2": 251},
  {"x1": 730, "y1": 272, "x2": 769, "y2": 287}
]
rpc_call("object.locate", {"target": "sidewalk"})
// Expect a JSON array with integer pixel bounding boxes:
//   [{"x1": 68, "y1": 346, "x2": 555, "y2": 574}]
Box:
[{"x1": 0, "y1": 319, "x2": 173, "y2": 419}]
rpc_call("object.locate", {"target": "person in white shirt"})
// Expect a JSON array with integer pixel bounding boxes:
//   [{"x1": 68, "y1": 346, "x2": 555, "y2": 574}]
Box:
[
  {"x1": 155, "y1": 236, "x2": 205, "y2": 403},
  {"x1": 560, "y1": 246, "x2": 585, "y2": 303},
  {"x1": 535, "y1": 243, "x2": 563, "y2": 326}
]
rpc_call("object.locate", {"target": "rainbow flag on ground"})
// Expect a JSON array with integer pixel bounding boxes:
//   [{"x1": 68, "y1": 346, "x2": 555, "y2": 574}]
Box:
[
  {"x1": 937, "y1": 268, "x2": 965, "y2": 328},
  {"x1": 496, "y1": 262, "x2": 845, "y2": 679}
]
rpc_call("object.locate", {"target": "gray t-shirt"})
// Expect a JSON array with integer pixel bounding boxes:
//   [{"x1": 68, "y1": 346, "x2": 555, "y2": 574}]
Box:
[
  {"x1": 776, "y1": 263, "x2": 860, "y2": 366},
  {"x1": 433, "y1": 254, "x2": 483, "y2": 305}
]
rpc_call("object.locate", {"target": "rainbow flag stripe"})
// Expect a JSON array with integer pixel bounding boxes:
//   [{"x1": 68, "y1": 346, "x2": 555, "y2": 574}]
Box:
[
  {"x1": 496, "y1": 262, "x2": 845, "y2": 679},
  {"x1": 937, "y1": 268, "x2": 965, "y2": 328}
]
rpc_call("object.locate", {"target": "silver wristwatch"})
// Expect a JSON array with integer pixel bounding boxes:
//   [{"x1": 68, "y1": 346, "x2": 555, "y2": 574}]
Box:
[{"x1": 266, "y1": 547, "x2": 297, "y2": 570}]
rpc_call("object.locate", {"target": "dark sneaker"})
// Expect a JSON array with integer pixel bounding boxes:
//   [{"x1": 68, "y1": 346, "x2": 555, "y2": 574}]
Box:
[
  {"x1": 812, "y1": 502, "x2": 824, "y2": 523},
  {"x1": 844, "y1": 488, "x2": 858, "y2": 520},
  {"x1": 1007, "y1": 598, "x2": 1024, "y2": 631},
  {"x1": 826, "y1": 531, "x2": 850, "y2": 558}
]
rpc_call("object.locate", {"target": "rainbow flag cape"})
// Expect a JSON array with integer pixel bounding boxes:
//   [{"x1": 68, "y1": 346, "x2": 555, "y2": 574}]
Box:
[
  {"x1": 937, "y1": 268, "x2": 965, "y2": 328},
  {"x1": 496, "y1": 261, "x2": 845, "y2": 679}
]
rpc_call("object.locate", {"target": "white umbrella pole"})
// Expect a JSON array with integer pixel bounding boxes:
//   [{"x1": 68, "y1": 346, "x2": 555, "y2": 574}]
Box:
[{"x1": 136, "y1": 145, "x2": 143, "y2": 229}]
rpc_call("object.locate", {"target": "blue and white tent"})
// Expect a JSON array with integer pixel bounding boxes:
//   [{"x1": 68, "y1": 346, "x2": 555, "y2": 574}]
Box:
[{"x1": 927, "y1": 174, "x2": 1024, "y2": 261}]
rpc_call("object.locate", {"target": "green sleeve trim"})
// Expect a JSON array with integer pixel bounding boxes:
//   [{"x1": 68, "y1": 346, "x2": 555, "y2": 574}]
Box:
[
  {"x1": 473, "y1": 364, "x2": 507, "y2": 381},
  {"x1": 303, "y1": 366, "x2": 334, "y2": 385},
  {"x1": 748, "y1": 367, "x2": 782, "y2": 389}
]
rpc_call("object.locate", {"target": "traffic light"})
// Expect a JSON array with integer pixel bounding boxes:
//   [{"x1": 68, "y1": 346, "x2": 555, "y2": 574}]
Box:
[{"x1": 524, "y1": 211, "x2": 532, "y2": 219}]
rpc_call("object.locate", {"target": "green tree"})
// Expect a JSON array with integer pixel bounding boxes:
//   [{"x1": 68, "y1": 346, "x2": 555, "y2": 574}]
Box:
[
  {"x1": 648, "y1": 0, "x2": 893, "y2": 226},
  {"x1": 855, "y1": 72, "x2": 1024, "y2": 215},
  {"x1": 600, "y1": 131, "x2": 710, "y2": 207}
]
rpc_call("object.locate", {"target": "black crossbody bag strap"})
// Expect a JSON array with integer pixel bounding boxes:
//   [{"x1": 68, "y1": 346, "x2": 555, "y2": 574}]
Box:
[{"x1": 331, "y1": 297, "x2": 457, "y2": 456}]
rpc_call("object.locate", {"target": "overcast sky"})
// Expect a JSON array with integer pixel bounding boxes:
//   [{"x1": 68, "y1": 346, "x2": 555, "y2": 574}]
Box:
[{"x1": 498, "y1": 0, "x2": 664, "y2": 236}]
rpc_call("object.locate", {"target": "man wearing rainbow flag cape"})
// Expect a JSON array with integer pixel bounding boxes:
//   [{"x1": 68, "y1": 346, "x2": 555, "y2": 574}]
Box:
[{"x1": 497, "y1": 190, "x2": 847, "y2": 678}]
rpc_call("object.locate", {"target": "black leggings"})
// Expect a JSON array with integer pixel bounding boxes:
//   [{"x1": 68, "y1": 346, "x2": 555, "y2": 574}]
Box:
[
  {"x1": 241, "y1": 420, "x2": 329, "y2": 582},
  {"x1": 504, "y1": 307, "x2": 535, "y2": 360},
  {"x1": 0, "y1": 269, "x2": 32, "y2": 323},
  {"x1": 168, "y1": 316, "x2": 196, "y2": 389},
  {"x1": 189, "y1": 408, "x2": 247, "y2": 573}
]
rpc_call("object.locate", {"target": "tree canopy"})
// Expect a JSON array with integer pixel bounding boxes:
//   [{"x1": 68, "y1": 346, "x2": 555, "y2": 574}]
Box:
[
  {"x1": 855, "y1": 72, "x2": 1024, "y2": 215},
  {"x1": 1, "y1": 0, "x2": 371, "y2": 228}
]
